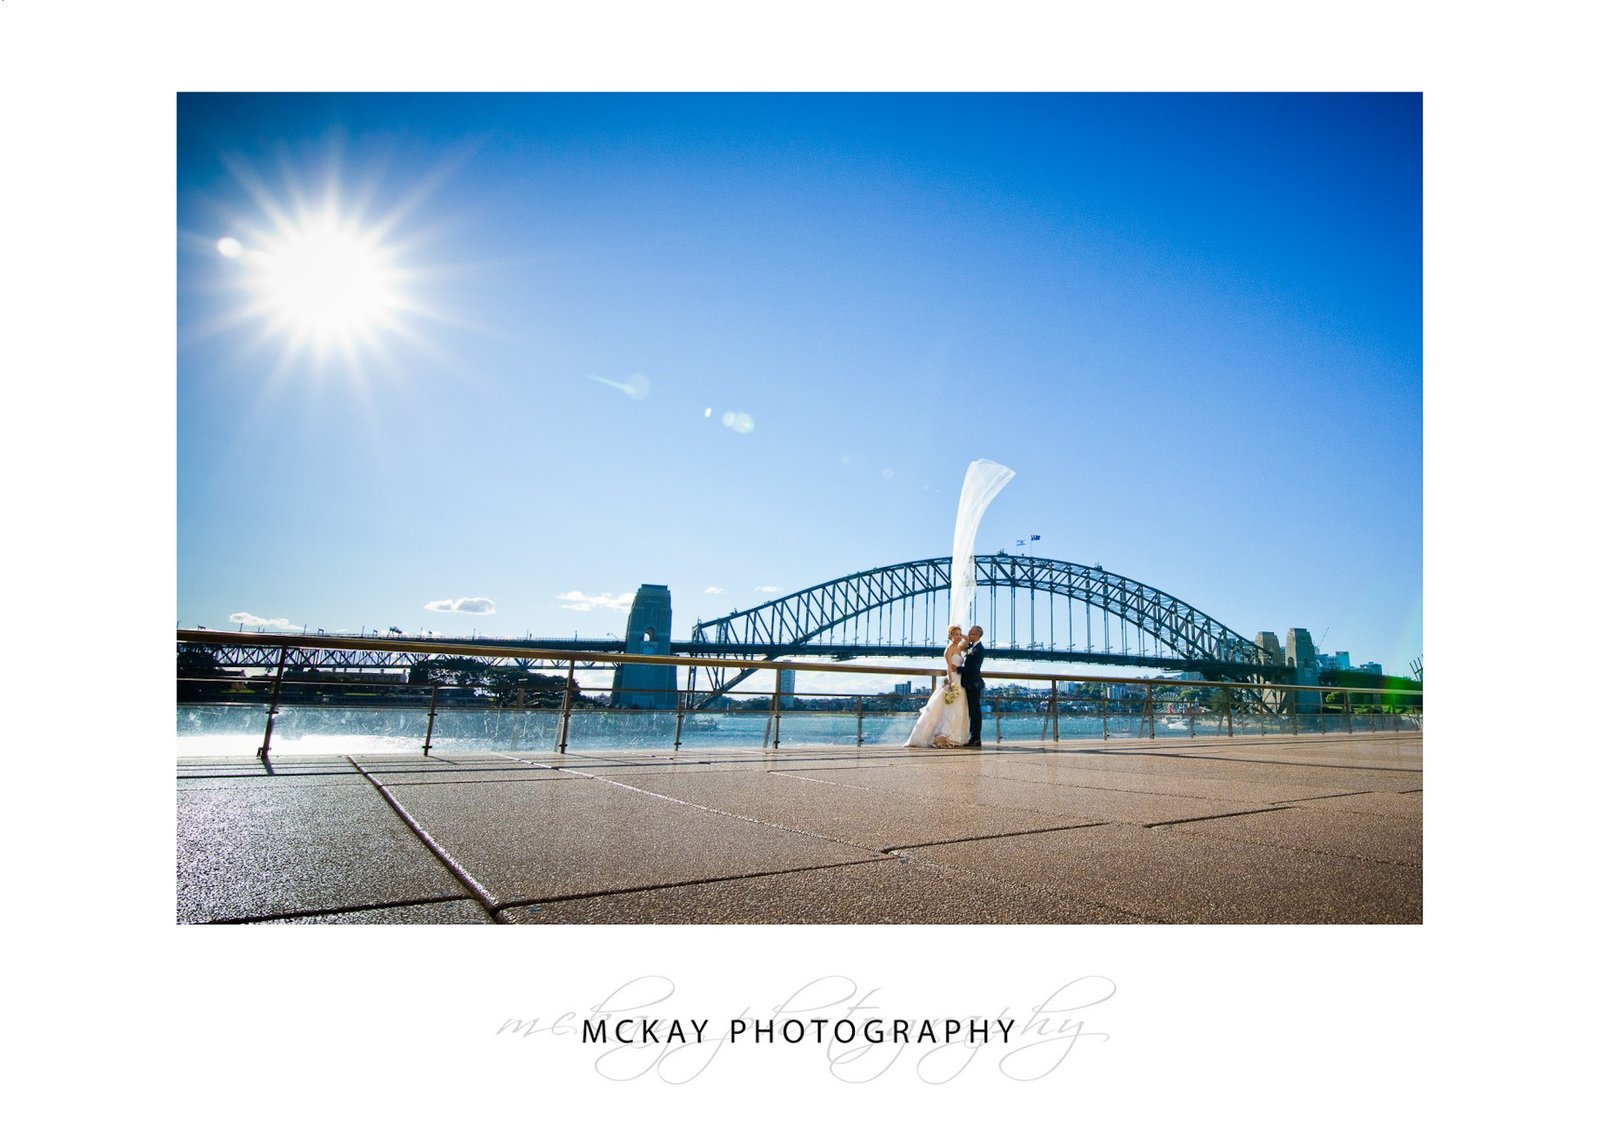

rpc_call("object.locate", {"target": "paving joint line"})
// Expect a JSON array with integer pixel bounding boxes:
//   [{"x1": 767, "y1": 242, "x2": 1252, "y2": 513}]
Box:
[
  {"x1": 347, "y1": 755, "x2": 509, "y2": 921},
  {"x1": 200, "y1": 893, "x2": 481, "y2": 925},
  {"x1": 1140, "y1": 805, "x2": 1295, "y2": 827},
  {"x1": 1270, "y1": 789, "x2": 1389, "y2": 805},
  {"x1": 177, "y1": 770, "x2": 359, "y2": 781},
  {"x1": 489, "y1": 856, "x2": 894, "y2": 913},
  {"x1": 1149, "y1": 821, "x2": 1422, "y2": 869},
  {"x1": 889, "y1": 821, "x2": 1110, "y2": 852}
]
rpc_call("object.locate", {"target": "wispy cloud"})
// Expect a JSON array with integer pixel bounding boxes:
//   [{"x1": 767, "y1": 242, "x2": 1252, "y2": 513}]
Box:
[
  {"x1": 557, "y1": 590, "x2": 635, "y2": 613},
  {"x1": 704, "y1": 586, "x2": 726, "y2": 595},
  {"x1": 757, "y1": 586, "x2": 780, "y2": 594},
  {"x1": 424, "y1": 597, "x2": 497, "y2": 614},
  {"x1": 229, "y1": 611, "x2": 297, "y2": 630}
]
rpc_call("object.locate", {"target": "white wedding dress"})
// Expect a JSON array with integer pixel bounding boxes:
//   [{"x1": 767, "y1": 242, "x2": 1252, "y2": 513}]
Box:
[
  {"x1": 905, "y1": 665, "x2": 971, "y2": 748},
  {"x1": 904, "y1": 458, "x2": 1013, "y2": 750}
]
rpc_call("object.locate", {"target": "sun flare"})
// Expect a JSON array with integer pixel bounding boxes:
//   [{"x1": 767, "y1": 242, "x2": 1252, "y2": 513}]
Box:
[
  {"x1": 199, "y1": 151, "x2": 441, "y2": 379},
  {"x1": 252, "y1": 214, "x2": 400, "y2": 344}
]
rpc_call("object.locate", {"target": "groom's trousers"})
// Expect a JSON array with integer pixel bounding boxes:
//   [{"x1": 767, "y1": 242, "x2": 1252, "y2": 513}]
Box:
[{"x1": 965, "y1": 685, "x2": 983, "y2": 744}]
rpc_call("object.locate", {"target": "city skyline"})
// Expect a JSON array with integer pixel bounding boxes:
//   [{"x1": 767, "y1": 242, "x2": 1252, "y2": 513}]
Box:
[{"x1": 177, "y1": 93, "x2": 1421, "y2": 676}]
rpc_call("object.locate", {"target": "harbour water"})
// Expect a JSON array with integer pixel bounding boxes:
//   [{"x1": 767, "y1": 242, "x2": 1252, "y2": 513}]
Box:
[{"x1": 175, "y1": 703, "x2": 1398, "y2": 757}]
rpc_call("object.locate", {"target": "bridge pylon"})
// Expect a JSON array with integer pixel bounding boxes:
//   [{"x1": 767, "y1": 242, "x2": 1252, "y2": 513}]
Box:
[{"x1": 610, "y1": 585, "x2": 677, "y2": 709}]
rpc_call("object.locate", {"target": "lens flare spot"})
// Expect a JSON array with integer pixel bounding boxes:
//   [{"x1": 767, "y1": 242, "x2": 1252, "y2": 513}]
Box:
[
  {"x1": 720, "y1": 411, "x2": 755, "y2": 434},
  {"x1": 216, "y1": 236, "x2": 244, "y2": 258}
]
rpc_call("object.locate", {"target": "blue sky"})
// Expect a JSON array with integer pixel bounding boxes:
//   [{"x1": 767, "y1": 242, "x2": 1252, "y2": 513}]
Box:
[{"x1": 177, "y1": 92, "x2": 1421, "y2": 674}]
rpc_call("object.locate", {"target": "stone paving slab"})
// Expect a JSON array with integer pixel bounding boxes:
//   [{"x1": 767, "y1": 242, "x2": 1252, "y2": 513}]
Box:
[
  {"x1": 1160, "y1": 804, "x2": 1423, "y2": 867},
  {"x1": 1034, "y1": 734, "x2": 1421, "y2": 765},
  {"x1": 361, "y1": 765, "x2": 586, "y2": 786},
  {"x1": 776, "y1": 766, "x2": 1272, "y2": 825},
  {"x1": 557, "y1": 749, "x2": 907, "y2": 772},
  {"x1": 177, "y1": 782, "x2": 466, "y2": 924},
  {"x1": 610, "y1": 770, "x2": 1097, "y2": 850},
  {"x1": 955, "y1": 764, "x2": 1358, "y2": 805},
  {"x1": 260, "y1": 755, "x2": 364, "y2": 768},
  {"x1": 473, "y1": 749, "x2": 876, "y2": 773},
  {"x1": 380, "y1": 776, "x2": 884, "y2": 907},
  {"x1": 500, "y1": 859, "x2": 1138, "y2": 924},
  {"x1": 1142, "y1": 739, "x2": 1424, "y2": 769},
  {"x1": 177, "y1": 734, "x2": 1421, "y2": 924},
  {"x1": 251, "y1": 899, "x2": 495, "y2": 924},
  {"x1": 995, "y1": 749, "x2": 1423, "y2": 791},
  {"x1": 177, "y1": 762, "x2": 275, "y2": 778},
  {"x1": 899, "y1": 822, "x2": 1421, "y2": 923},
  {"x1": 177, "y1": 773, "x2": 375, "y2": 791},
  {"x1": 350, "y1": 755, "x2": 544, "y2": 771}
]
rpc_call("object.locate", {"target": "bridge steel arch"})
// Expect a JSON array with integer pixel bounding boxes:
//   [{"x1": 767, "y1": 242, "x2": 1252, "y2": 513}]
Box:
[{"x1": 686, "y1": 554, "x2": 1274, "y2": 705}]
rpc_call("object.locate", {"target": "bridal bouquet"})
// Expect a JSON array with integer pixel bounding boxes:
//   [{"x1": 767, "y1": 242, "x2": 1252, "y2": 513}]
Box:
[{"x1": 942, "y1": 682, "x2": 959, "y2": 705}]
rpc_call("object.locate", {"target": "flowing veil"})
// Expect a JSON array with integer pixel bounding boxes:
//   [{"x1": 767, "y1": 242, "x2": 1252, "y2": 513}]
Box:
[{"x1": 948, "y1": 459, "x2": 1016, "y2": 627}]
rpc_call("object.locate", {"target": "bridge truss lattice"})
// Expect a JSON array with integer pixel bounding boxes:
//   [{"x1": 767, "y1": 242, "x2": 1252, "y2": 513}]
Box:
[{"x1": 685, "y1": 554, "x2": 1275, "y2": 705}]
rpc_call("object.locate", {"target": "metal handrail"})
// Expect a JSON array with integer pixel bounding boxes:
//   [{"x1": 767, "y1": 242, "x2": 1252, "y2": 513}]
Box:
[{"x1": 177, "y1": 630, "x2": 1421, "y2": 760}]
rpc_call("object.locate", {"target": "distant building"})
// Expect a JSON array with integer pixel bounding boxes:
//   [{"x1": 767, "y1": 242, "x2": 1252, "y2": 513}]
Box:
[
  {"x1": 778, "y1": 669, "x2": 797, "y2": 710},
  {"x1": 892, "y1": 681, "x2": 911, "y2": 696},
  {"x1": 1358, "y1": 662, "x2": 1384, "y2": 675}
]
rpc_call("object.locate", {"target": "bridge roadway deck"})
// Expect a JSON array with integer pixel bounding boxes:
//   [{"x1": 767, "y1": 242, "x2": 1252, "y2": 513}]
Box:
[{"x1": 177, "y1": 732, "x2": 1421, "y2": 924}]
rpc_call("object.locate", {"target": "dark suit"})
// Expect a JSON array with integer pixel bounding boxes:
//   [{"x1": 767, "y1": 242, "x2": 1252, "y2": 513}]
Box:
[{"x1": 958, "y1": 640, "x2": 986, "y2": 745}]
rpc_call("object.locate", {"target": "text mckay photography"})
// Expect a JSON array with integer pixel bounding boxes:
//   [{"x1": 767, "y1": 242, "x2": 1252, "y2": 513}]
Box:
[{"x1": 497, "y1": 974, "x2": 1115, "y2": 1084}]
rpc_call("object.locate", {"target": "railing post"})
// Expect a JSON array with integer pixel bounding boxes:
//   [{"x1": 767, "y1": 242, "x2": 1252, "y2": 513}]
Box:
[
  {"x1": 1101, "y1": 689, "x2": 1109, "y2": 740},
  {"x1": 556, "y1": 659, "x2": 576, "y2": 755},
  {"x1": 1291, "y1": 689, "x2": 1299, "y2": 736},
  {"x1": 1224, "y1": 685, "x2": 1233, "y2": 738},
  {"x1": 1188, "y1": 700, "x2": 1196, "y2": 738},
  {"x1": 996, "y1": 707, "x2": 1003, "y2": 744},
  {"x1": 1345, "y1": 690, "x2": 1354, "y2": 734},
  {"x1": 422, "y1": 684, "x2": 439, "y2": 755},
  {"x1": 257, "y1": 645, "x2": 288, "y2": 764},
  {"x1": 856, "y1": 696, "x2": 864, "y2": 746},
  {"x1": 673, "y1": 690, "x2": 685, "y2": 752},
  {"x1": 1050, "y1": 681, "x2": 1060, "y2": 742},
  {"x1": 769, "y1": 671, "x2": 783, "y2": 749}
]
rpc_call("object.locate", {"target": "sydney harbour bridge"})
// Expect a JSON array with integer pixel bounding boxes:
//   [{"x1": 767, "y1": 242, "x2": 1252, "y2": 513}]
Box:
[{"x1": 184, "y1": 554, "x2": 1290, "y2": 706}]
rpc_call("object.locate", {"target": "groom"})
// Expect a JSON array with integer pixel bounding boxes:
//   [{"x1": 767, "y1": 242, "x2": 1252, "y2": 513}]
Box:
[{"x1": 960, "y1": 625, "x2": 986, "y2": 747}]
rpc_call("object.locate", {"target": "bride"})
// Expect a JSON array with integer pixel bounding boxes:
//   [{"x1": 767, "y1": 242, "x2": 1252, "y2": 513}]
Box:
[{"x1": 905, "y1": 626, "x2": 972, "y2": 748}]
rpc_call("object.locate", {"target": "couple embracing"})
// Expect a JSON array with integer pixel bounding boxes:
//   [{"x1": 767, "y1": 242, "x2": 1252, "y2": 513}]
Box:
[
  {"x1": 905, "y1": 624, "x2": 986, "y2": 749},
  {"x1": 904, "y1": 456, "x2": 1014, "y2": 750}
]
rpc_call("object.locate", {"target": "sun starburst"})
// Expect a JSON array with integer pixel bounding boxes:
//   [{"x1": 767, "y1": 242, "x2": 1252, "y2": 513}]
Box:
[{"x1": 193, "y1": 147, "x2": 445, "y2": 383}]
